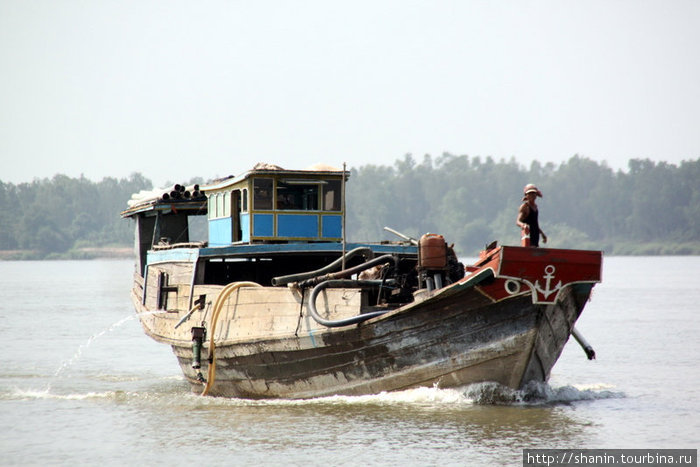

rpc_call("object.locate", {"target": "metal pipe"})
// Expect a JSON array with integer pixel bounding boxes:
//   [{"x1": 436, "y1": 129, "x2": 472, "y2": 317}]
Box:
[
  {"x1": 271, "y1": 247, "x2": 373, "y2": 286},
  {"x1": 434, "y1": 273, "x2": 443, "y2": 290},
  {"x1": 342, "y1": 162, "x2": 347, "y2": 270},
  {"x1": 572, "y1": 327, "x2": 596, "y2": 360},
  {"x1": 383, "y1": 226, "x2": 419, "y2": 245},
  {"x1": 190, "y1": 326, "x2": 206, "y2": 369},
  {"x1": 175, "y1": 295, "x2": 206, "y2": 329},
  {"x1": 297, "y1": 254, "x2": 396, "y2": 288}
]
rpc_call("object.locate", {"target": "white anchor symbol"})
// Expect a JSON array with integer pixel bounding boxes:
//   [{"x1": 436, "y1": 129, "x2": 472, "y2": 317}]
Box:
[{"x1": 534, "y1": 265, "x2": 562, "y2": 299}]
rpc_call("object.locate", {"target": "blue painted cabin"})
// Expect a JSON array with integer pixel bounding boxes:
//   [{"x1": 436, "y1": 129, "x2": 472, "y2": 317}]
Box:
[
  {"x1": 121, "y1": 165, "x2": 419, "y2": 290},
  {"x1": 205, "y1": 167, "x2": 346, "y2": 246}
]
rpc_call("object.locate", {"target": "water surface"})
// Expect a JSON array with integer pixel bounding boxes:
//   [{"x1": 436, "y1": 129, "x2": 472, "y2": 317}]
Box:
[{"x1": 0, "y1": 257, "x2": 698, "y2": 465}]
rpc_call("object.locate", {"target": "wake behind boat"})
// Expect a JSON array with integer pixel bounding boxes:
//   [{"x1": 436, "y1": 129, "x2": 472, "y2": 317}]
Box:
[{"x1": 121, "y1": 163, "x2": 602, "y2": 399}]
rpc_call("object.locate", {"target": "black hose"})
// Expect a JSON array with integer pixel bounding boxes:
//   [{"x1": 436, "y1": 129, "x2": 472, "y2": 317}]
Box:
[
  {"x1": 271, "y1": 247, "x2": 374, "y2": 286},
  {"x1": 298, "y1": 254, "x2": 396, "y2": 288},
  {"x1": 308, "y1": 279, "x2": 395, "y2": 327}
]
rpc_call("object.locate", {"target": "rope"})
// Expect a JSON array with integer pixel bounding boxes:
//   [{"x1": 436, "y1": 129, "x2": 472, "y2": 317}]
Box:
[{"x1": 201, "y1": 281, "x2": 261, "y2": 396}]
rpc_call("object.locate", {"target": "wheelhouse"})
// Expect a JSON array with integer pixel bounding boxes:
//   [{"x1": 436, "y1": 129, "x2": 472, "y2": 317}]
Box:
[
  {"x1": 120, "y1": 166, "x2": 356, "y2": 282},
  {"x1": 205, "y1": 167, "x2": 346, "y2": 246}
]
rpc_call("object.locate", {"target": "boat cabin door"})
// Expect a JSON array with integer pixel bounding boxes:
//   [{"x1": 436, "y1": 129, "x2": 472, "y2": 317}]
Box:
[{"x1": 232, "y1": 189, "x2": 241, "y2": 242}]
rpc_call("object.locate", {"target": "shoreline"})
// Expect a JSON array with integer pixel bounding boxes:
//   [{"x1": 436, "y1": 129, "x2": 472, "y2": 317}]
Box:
[
  {"x1": 1, "y1": 244, "x2": 699, "y2": 260},
  {"x1": 0, "y1": 247, "x2": 132, "y2": 261}
]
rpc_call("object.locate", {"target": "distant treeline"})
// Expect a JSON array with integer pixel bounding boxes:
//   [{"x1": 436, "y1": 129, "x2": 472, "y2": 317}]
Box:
[
  {"x1": 346, "y1": 154, "x2": 700, "y2": 255},
  {"x1": 1, "y1": 155, "x2": 698, "y2": 259},
  {"x1": 0, "y1": 173, "x2": 152, "y2": 259}
]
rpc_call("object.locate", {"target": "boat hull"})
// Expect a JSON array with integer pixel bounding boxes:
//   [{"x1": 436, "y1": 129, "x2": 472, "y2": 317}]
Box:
[
  {"x1": 131, "y1": 245, "x2": 600, "y2": 399},
  {"x1": 144, "y1": 282, "x2": 592, "y2": 399}
]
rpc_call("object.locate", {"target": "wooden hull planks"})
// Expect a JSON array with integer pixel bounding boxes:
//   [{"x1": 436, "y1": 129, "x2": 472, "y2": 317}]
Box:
[{"x1": 131, "y1": 246, "x2": 599, "y2": 399}]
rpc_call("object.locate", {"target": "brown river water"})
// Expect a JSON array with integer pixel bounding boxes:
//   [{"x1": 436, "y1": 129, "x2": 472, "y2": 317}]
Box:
[{"x1": 0, "y1": 257, "x2": 698, "y2": 466}]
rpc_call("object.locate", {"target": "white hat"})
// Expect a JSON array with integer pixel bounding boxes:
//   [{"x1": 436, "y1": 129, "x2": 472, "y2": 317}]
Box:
[{"x1": 523, "y1": 184, "x2": 543, "y2": 197}]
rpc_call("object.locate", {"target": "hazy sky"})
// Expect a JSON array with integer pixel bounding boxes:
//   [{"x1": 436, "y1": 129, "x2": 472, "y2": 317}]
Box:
[{"x1": 1, "y1": 0, "x2": 698, "y2": 187}]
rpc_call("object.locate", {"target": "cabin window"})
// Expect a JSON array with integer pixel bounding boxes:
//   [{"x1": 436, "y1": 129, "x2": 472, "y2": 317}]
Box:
[
  {"x1": 276, "y1": 180, "x2": 319, "y2": 211},
  {"x1": 208, "y1": 192, "x2": 233, "y2": 219},
  {"x1": 323, "y1": 180, "x2": 342, "y2": 211},
  {"x1": 223, "y1": 191, "x2": 231, "y2": 217},
  {"x1": 207, "y1": 194, "x2": 217, "y2": 219},
  {"x1": 242, "y1": 188, "x2": 248, "y2": 212},
  {"x1": 253, "y1": 178, "x2": 273, "y2": 210},
  {"x1": 216, "y1": 193, "x2": 225, "y2": 218}
]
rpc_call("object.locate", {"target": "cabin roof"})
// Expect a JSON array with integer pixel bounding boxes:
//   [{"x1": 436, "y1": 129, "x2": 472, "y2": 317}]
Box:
[
  {"x1": 120, "y1": 198, "x2": 207, "y2": 218},
  {"x1": 121, "y1": 163, "x2": 348, "y2": 217},
  {"x1": 203, "y1": 164, "x2": 348, "y2": 192}
]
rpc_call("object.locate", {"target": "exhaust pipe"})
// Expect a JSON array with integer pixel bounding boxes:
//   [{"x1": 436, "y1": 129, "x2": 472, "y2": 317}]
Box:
[{"x1": 572, "y1": 327, "x2": 596, "y2": 360}]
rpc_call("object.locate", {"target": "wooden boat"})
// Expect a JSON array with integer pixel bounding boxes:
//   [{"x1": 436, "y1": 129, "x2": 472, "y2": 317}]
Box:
[{"x1": 121, "y1": 164, "x2": 602, "y2": 399}]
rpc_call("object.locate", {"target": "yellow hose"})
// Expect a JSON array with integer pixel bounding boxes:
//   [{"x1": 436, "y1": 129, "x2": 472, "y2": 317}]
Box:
[{"x1": 201, "y1": 281, "x2": 261, "y2": 396}]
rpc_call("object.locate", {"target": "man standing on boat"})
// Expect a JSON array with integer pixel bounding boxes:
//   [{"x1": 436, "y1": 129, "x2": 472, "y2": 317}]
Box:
[{"x1": 517, "y1": 184, "x2": 548, "y2": 247}]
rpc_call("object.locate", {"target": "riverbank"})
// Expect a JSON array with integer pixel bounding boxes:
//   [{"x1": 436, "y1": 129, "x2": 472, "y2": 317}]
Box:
[
  {"x1": 572, "y1": 240, "x2": 700, "y2": 255},
  {"x1": 0, "y1": 247, "x2": 132, "y2": 261},
  {"x1": 606, "y1": 241, "x2": 700, "y2": 255},
  {"x1": 2, "y1": 241, "x2": 699, "y2": 260}
]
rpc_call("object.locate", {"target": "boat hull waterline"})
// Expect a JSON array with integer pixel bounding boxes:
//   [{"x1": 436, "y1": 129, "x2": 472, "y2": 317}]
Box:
[{"x1": 130, "y1": 246, "x2": 600, "y2": 399}]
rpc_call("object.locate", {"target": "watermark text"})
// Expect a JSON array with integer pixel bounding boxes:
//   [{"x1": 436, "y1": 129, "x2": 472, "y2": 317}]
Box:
[{"x1": 523, "y1": 449, "x2": 697, "y2": 466}]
